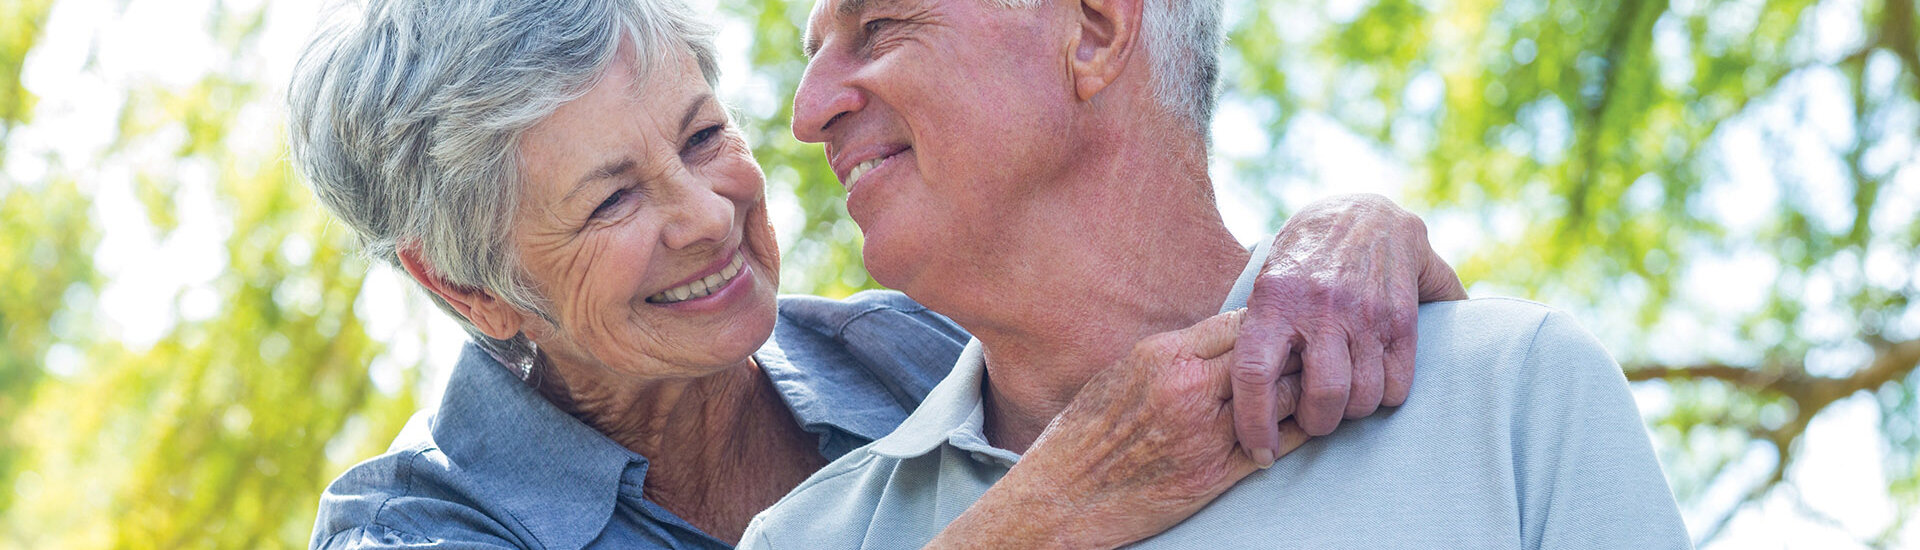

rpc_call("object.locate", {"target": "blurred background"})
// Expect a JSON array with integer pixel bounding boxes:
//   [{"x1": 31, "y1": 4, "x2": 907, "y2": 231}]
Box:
[{"x1": 0, "y1": 0, "x2": 1914, "y2": 547}]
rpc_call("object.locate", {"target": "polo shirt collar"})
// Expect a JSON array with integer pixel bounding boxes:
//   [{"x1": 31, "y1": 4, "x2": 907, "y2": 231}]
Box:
[
  {"x1": 869, "y1": 340, "x2": 995, "y2": 459},
  {"x1": 431, "y1": 344, "x2": 640, "y2": 550},
  {"x1": 866, "y1": 237, "x2": 1270, "y2": 461}
]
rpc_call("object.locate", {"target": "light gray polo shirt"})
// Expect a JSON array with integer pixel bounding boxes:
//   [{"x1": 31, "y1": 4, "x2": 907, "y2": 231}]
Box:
[{"x1": 741, "y1": 245, "x2": 1690, "y2": 549}]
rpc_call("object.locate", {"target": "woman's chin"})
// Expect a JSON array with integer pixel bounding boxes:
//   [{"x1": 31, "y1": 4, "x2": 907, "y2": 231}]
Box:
[{"x1": 660, "y1": 276, "x2": 779, "y2": 375}]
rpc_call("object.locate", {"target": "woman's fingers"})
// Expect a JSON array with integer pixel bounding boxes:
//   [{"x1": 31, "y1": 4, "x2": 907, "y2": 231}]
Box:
[
  {"x1": 1345, "y1": 337, "x2": 1386, "y2": 419},
  {"x1": 1297, "y1": 331, "x2": 1354, "y2": 436}
]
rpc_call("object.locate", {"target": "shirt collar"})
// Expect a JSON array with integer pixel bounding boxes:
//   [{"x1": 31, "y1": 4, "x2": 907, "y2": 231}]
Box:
[
  {"x1": 869, "y1": 340, "x2": 995, "y2": 459},
  {"x1": 431, "y1": 343, "x2": 641, "y2": 550},
  {"x1": 755, "y1": 335, "x2": 901, "y2": 445},
  {"x1": 1224, "y1": 237, "x2": 1272, "y2": 315},
  {"x1": 867, "y1": 237, "x2": 1271, "y2": 461}
]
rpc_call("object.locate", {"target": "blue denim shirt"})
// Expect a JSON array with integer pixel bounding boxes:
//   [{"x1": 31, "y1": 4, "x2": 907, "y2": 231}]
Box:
[{"x1": 309, "y1": 291, "x2": 969, "y2": 549}]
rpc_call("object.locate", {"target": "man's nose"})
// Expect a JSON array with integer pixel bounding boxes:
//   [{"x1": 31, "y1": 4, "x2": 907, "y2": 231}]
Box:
[{"x1": 791, "y1": 55, "x2": 865, "y2": 144}]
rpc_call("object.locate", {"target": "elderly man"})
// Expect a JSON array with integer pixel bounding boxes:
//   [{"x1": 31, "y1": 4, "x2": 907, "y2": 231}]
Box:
[{"x1": 740, "y1": 0, "x2": 1692, "y2": 547}]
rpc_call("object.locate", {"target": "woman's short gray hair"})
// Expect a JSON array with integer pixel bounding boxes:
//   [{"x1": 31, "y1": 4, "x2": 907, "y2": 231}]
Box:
[
  {"x1": 288, "y1": 0, "x2": 719, "y2": 371},
  {"x1": 996, "y1": 0, "x2": 1224, "y2": 135}
]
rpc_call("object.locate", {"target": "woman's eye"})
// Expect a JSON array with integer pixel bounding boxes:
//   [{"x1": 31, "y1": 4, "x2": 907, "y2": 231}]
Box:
[
  {"x1": 687, "y1": 125, "x2": 721, "y2": 151},
  {"x1": 592, "y1": 189, "x2": 627, "y2": 218}
]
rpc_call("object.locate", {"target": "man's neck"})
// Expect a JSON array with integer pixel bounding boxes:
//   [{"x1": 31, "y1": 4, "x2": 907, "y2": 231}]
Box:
[{"x1": 921, "y1": 137, "x2": 1252, "y2": 454}]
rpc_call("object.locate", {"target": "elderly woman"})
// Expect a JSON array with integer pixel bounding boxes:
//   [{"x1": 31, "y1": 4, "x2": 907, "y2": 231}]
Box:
[{"x1": 291, "y1": 0, "x2": 1462, "y2": 547}]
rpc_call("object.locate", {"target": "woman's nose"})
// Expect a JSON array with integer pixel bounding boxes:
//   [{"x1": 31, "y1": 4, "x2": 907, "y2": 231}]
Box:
[{"x1": 660, "y1": 173, "x2": 737, "y2": 251}]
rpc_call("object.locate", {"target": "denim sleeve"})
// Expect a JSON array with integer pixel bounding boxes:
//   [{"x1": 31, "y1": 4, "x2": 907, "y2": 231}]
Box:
[
  {"x1": 309, "y1": 448, "x2": 530, "y2": 550},
  {"x1": 314, "y1": 524, "x2": 517, "y2": 550}
]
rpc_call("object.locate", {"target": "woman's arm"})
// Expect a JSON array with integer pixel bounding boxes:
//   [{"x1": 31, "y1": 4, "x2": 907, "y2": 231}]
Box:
[
  {"x1": 929, "y1": 194, "x2": 1464, "y2": 548},
  {"x1": 930, "y1": 310, "x2": 1309, "y2": 548}
]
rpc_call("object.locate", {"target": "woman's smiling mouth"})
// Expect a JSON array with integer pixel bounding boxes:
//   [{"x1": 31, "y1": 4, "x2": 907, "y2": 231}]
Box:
[{"x1": 647, "y1": 251, "x2": 746, "y2": 304}]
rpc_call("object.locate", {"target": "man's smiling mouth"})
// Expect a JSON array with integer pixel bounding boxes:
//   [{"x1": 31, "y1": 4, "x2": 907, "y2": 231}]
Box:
[{"x1": 844, "y1": 147, "x2": 910, "y2": 191}]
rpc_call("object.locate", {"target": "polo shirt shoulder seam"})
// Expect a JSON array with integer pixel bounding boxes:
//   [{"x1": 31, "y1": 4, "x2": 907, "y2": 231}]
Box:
[
  {"x1": 1515, "y1": 302, "x2": 1559, "y2": 363},
  {"x1": 1465, "y1": 295, "x2": 1555, "y2": 309}
]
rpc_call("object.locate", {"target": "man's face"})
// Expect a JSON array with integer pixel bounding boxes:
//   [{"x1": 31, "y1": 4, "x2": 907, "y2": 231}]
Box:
[{"x1": 792, "y1": 0, "x2": 1076, "y2": 291}]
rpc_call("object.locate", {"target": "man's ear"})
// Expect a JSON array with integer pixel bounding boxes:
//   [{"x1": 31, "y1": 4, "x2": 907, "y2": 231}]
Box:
[
  {"x1": 1067, "y1": 0, "x2": 1143, "y2": 102},
  {"x1": 397, "y1": 243, "x2": 524, "y2": 341}
]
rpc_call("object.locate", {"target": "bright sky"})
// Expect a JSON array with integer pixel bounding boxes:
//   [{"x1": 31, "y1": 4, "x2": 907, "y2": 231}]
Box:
[{"x1": 10, "y1": 0, "x2": 1915, "y2": 547}]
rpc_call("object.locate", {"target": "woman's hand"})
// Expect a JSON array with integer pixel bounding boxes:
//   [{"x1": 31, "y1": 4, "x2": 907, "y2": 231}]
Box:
[
  {"x1": 928, "y1": 195, "x2": 1459, "y2": 547},
  {"x1": 928, "y1": 310, "x2": 1311, "y2": 549},
  {"x1": 1231, "y1": 193, "x2": 1467, "y2": 465}
]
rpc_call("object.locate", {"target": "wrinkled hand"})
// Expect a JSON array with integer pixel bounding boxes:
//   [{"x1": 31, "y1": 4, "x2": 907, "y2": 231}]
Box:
[
  {"x1": 931, "y1": 310, "x2": 1310, "y2": 550},
  {"x1": 1231, "y1": 193, "x2": 1466, "y2": 465}
]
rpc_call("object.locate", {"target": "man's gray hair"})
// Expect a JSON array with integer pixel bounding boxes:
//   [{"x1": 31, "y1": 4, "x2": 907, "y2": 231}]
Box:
[
  {"x1": 996, "y1": 0, "x2": 1224, "y2": 134},
  {"x1": 287, "y1": 0, "x2": 719, "y2": 372}
]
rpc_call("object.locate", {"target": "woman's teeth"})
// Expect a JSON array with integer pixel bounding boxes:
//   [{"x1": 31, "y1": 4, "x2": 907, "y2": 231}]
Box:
[{"x1": 648, "y1": 253, "x2": 746, "y2": 304}]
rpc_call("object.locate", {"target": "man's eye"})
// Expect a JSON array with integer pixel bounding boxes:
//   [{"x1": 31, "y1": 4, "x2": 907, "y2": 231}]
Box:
[
  {"x1": 863, "y1": 18, "x2": 894, "y2": 35},
  {"x1": 592, "y1": 189, "x2": 628, "y2": 218}
]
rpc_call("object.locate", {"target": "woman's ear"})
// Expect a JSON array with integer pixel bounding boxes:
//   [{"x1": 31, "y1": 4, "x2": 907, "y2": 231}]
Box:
[
  {"x1": 1066, "y1": 0, "x2": 1143, "y2": 102},
  {"x1": 397, "y1": 244, "x2": 524, "y2": 341}
]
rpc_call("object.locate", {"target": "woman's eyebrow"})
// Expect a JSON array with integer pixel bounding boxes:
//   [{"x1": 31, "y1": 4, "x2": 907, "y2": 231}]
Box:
[
  {"x1": 679, "y1": 93, "x2": 714, "y2": 134},
  {"x1": 563, "y1": 92, "x2": 714, "y2": 203},
  {"x1": 566, "y1": 158, "x2": 636, "y2": 203}
]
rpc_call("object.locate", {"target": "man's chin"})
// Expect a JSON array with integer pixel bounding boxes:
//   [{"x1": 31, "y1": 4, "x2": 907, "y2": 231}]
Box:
[{"x1": 859, "y1": 239, "x2": 921, "y2": 292}]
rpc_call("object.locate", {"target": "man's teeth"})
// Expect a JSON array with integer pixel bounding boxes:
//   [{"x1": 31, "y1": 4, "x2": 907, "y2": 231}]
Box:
[
  {"x1": 847, "y1": 156, "x2": 885, "y2": 186},
  {"x1": 649, "y1": 253, "x2": 746, "y2": 304}
]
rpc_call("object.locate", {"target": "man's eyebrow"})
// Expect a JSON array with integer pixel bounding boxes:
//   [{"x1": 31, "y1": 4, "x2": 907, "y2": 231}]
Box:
[
  {"x1": 803, "y1": 0, "x2": 892, "y2": 59},
  {"x1": 836, "y1": 0, "x2": 877, "y2": 19}
]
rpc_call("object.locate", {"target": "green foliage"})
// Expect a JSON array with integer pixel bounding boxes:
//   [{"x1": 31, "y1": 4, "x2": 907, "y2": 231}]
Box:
[
  {"x1": 0, "y1": 178, "x2": 97, "y2": 518},
  {"x1": 1219, "y1": 0, "x2": 1920, "y2": 544},
  {"x1": 0, "y1": 0, "x2": 81, "y2": 527},
  {"x1": 0, "y1": 0, "x2": 54, "y2": 148},
  {"x1": 0, "y1": 3, "x2": 417, "y2": 549},
  {"x1": 724, "y1": 0, "x2": 886, "y2": 298}
]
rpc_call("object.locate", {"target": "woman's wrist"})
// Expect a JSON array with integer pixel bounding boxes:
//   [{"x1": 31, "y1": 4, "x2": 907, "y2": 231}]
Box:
[{"x1": 929, "y1": 472, "x2": 1091, "y2": 549}]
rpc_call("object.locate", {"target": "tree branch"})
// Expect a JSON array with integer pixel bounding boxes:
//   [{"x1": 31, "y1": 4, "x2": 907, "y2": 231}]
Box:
[
  {"x1": 1624, "y1": 338, "x2": 1920, "y2": 401},
  {"x1": 1693, "y1": 451, "x2": 1788, "y2": 546},
  {"x1": 1878, "y1": 0, "x2": 1918, "y2": 91},
  {"x1": 1628, "y1": 338, "x2": 1920, "y2": 546}
]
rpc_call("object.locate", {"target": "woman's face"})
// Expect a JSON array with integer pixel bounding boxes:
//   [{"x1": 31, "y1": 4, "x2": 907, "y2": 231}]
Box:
[{"x1": 510, "y1": 43, "x2": 781, "y2": 380}]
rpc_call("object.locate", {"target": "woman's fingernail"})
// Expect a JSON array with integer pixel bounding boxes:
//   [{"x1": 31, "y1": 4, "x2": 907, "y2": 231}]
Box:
[{"x1": 1252, "y1": 448, "x2": 1276, "y2": 468}]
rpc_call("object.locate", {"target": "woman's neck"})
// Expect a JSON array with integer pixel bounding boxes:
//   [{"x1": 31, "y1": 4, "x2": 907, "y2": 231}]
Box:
[{"x1": 537, "y1": 358, "x2": 827, "y2": 544}]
